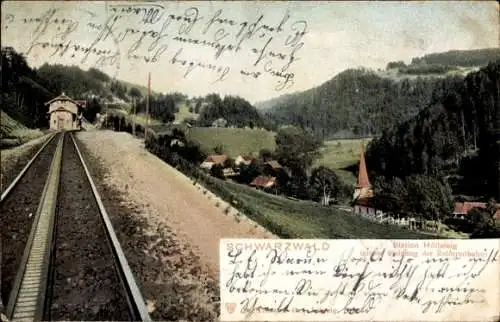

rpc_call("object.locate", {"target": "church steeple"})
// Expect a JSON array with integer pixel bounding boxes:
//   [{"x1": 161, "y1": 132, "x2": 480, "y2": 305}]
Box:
[
  {"x1": 357, "y1": 142, "x2": 371, "y2": 188},
  {"x1": 353, "y1": 141, "x2": 374, "y2": 200}
]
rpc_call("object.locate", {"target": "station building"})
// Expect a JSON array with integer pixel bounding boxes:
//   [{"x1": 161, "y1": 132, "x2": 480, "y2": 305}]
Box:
[{"x1": 46, "y1": 93, "x2": 85, "y2": 131}]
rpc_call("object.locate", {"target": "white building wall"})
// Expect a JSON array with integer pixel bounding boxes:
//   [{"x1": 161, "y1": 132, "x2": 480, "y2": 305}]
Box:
[
  {"x1": 49, "y1": 101, "x2": 78, "y2": 114},
  {"x1": 200, "y1": 161, "x2": 214, "y2": 170},
  {"x1": 49, "y1": 110, "x2": 74, "y2": 130}
]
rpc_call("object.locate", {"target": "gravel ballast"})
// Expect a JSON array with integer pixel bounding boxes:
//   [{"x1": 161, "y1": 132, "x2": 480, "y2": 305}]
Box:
[
  {"x1": 75, "y1": 131, "x2": 226, "y2": 320},
  {"x1": 0, "y1": 134, "x2": 59, "y2": 306},
  {"x1": 47, "y1": 134, "x2": 131, "y2": 321}
]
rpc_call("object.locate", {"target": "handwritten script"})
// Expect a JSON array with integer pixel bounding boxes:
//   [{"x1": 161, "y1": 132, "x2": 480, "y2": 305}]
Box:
[
  {"x1": 3, "y1": 2, "x2": 308, "y2": 90},
  {"x1": 220, "y1": 239, "x2": 499, "y2": 321}
]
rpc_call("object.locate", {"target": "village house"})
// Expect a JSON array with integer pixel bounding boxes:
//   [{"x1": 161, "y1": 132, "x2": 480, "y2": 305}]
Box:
[
  {"x1": 352, "y1": 144, "x2": 381, "y2": 218},
  {"x1": 250, "y1": 175, "x2": 277, "y2": 193},
  {"x1": 200, "y1": 154, "x2": 228, "y2": 170},
  {"x1": 452, "y1": 201, "x2": 500, "y2": 220},
  {"x1": 235, "y1": 155, "x2": 254, "y2": 167},
  {"x1": 264, "y1": 160, "x2": 282, "y2": 175},
  {"x1": 211, "y1": 118, "x2": 227, "y2": 128},
  {"x1": 45, "y1": 93, "x2": 85, "y2": 131}
]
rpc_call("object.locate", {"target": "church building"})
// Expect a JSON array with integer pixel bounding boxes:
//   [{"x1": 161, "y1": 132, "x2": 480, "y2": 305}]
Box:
[{"x1": 352, "y1": 143, "x2": 379, "y2": 217}]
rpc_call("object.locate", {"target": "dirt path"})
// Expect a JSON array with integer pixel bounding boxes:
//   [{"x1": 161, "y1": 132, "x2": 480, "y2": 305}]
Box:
[{"x1": 76, "y1": 130, "x2": 277, "y2": 277}]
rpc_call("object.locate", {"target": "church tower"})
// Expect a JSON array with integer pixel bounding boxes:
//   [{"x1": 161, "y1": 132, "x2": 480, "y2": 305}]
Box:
[{"x1": 353, "y1": 142, "x2": 374, "y2": 201}]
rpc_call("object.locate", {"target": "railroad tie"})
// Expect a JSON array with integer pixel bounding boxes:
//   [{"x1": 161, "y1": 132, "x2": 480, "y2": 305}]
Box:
[{"x1": 8, "y1": 134, "x2": 64, "y2": 321}]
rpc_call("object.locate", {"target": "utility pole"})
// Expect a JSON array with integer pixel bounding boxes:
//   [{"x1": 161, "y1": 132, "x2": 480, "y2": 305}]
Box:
[
  {"x1": 132, "y1": 97, "x2": 136, "y2": 136},
  {"x1": 145, "y1": 72, "x2": 151, "y2": 140},
  {"x1": 105, "y1": 103, "x2": 108, "y2": 129}
]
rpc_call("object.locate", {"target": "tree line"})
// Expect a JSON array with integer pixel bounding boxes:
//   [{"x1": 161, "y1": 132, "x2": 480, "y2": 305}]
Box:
[
  {"x1": 186, "y1": 93, "x2": 274, "y2": 130},
  {"x1": 1, "y1": 47, "x2": 54, "y2": 128},
  {"x1": 385, "y1": 48, "x2": 500, "y2": 74},
  {"x1": 366, "y1": 61, "x2": 499, "y2": 201},
  {"x1": 263, "y1": 68, "x2": 455, "y2": 139},
  {"x1": 2, "y1": 46, "x2": 273, "y2": 133},
  {"x1": 410, "y1": 48, "x2": 500, "y2": 67},
  {"x1": 262, "y1": 48, "x2": 500, "y2": 139}
]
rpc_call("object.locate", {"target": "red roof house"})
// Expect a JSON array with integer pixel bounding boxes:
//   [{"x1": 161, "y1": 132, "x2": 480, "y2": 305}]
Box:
[
  {"x1": 200, "y1": 155, "x2": 228, "y2": 170},
  {"x1": 235, "y1": 155, "x2": 254, "y2": 166},
  {"x1": 250, "y1": 176, "x2": 277, "y2": 189},
  {"x1": 266, "y1": 160, "x2": 282, "y2": 170},
  {"x1": 453, "y1": 202, "x2": 500, "y2": 219},
  {"x1": 75, "y1": 100, "x2": 87, "y2": 109}
]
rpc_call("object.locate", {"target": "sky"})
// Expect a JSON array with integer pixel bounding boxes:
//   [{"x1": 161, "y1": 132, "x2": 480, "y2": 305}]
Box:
[{"x1": 1, "y1": 1, "x2": 498, "y2": 104}]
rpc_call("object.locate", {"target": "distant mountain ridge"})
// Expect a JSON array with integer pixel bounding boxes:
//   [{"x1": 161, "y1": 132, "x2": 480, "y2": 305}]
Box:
[
  {"x1": 256, "y1": 48, "x2": 500, "y2": 139},
  {"x1": 407, "y1": 48, "x2": 500, "y2": 67}
]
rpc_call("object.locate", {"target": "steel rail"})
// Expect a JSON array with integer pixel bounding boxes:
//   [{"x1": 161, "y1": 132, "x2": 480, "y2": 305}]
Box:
[
  {"x1": 70, "y1": 133, "x2": 152, "y2": 322},
  {"x1": 5, "y1": 132, "x2": 64, "y2": 321},
  {"x1": 1, "y1": 133, "x2": 57, "y2": 202}
]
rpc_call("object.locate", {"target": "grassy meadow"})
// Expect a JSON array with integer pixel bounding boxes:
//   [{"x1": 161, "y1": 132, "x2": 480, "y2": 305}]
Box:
[
  {"x1": 186, "y1": 127, "x2": 276, "y2": 157},
  {"x1": 315, "y1": 138, "x2": 372, "y2": 169},
  {"x1": 107, "y1": 108, "x2": 163, "y2": 126},
  {"x1": 175, "y1": 102, "x2": 199, "y2": 123},
  {"x1": 111, "y1": 110, "x2": 367, "y2": 189},
  {"x1": 314, "y1": 138, "x2": 373, "y2": 187},
  {"x1": 203, "y1": 176, "x2": 431, "y2": 239}
]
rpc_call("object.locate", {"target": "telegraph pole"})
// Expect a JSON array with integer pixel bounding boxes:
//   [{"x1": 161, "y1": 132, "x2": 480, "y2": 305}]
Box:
[
  {"x1": 105, "y1": 103, "x2": 108, "y2": 129},
  {"x1": 145, "y1": 72, "x2": 151, "y2": 139},
  {"x1": 132, "y1": 97, "x2": 136, "y2": 136}
]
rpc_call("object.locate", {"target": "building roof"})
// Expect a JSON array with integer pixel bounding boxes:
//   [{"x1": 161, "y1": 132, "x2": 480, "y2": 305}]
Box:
[
  {"x1": 238, "y1": 155, "x2": 254, "y2": 161},
  {"x1": 75, "y1": 100, "x2": 87, "y2": 108},
  {"x1": 44, "y1": 92, "x2": 77, "y2": 106},
  {"x1": 204, "y1": 155, "x2": 228, "y2": 165},
  {"x1": 453, "y1": 202, "x2": 500, "y2": 218},
  {"x1": 250, "y1": 176, "x2": 276, "y2": 188},
  {"x1": 357, "y1": 142, "x2": 371, "y2": 189},
  {"x1": 266, "y1": 160, "x2": 282, "y2": 169},
  {"x1": 47, "y1": 106, "x2": 76, "y2": 114},
  {"x1": 355, "y1": 188, "x2": 374, "y2": 200}
]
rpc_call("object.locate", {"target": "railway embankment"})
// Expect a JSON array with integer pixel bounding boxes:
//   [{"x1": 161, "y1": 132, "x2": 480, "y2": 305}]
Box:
[
  {"x1": 0, "y1": 133, "x2": 54, "y2": 196},
  {"x1": 75, "y1": 130, "x2": 230, "y2": 321}
]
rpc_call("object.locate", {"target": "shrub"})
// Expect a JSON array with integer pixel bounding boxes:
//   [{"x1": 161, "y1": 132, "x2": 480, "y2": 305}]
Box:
[{"x1": 210, "y1": 164, "x2": 225, "y2": 179}]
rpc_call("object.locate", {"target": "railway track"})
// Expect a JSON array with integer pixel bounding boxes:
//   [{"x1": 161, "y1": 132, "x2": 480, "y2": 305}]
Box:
[{"x1": 1, "y1": 131, "x2": 151, "y2": 321}]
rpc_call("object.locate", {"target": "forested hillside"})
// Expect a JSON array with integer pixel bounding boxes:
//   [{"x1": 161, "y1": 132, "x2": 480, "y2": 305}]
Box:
[
  {"x1": 366, "y1": 61, "x2": 500, "y2": 200},
  {"x1": 1, "y1": 46, "x2": 148, "y2": 126},
  {"x1": 193, "y1": 94, "x2": 272, "y2": 129},
  {"x1": 1, "y1": 47, "x2": 54, "y2": 128},
  {"x1": 260, "y1": 48, "x2": 500, "y2": 139},
  {"x1": 388, "y1": 48, "x2": 500, "y2": 75},
  {"x1": 263, "y1": 68, "x2": 456, "y2": 138},
  {"x1": 409, "y1": 48, "x2": 500, "y2": 67},
  {"x1": 1, "y1": 46, "x2": 267, "y2": 131}
]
